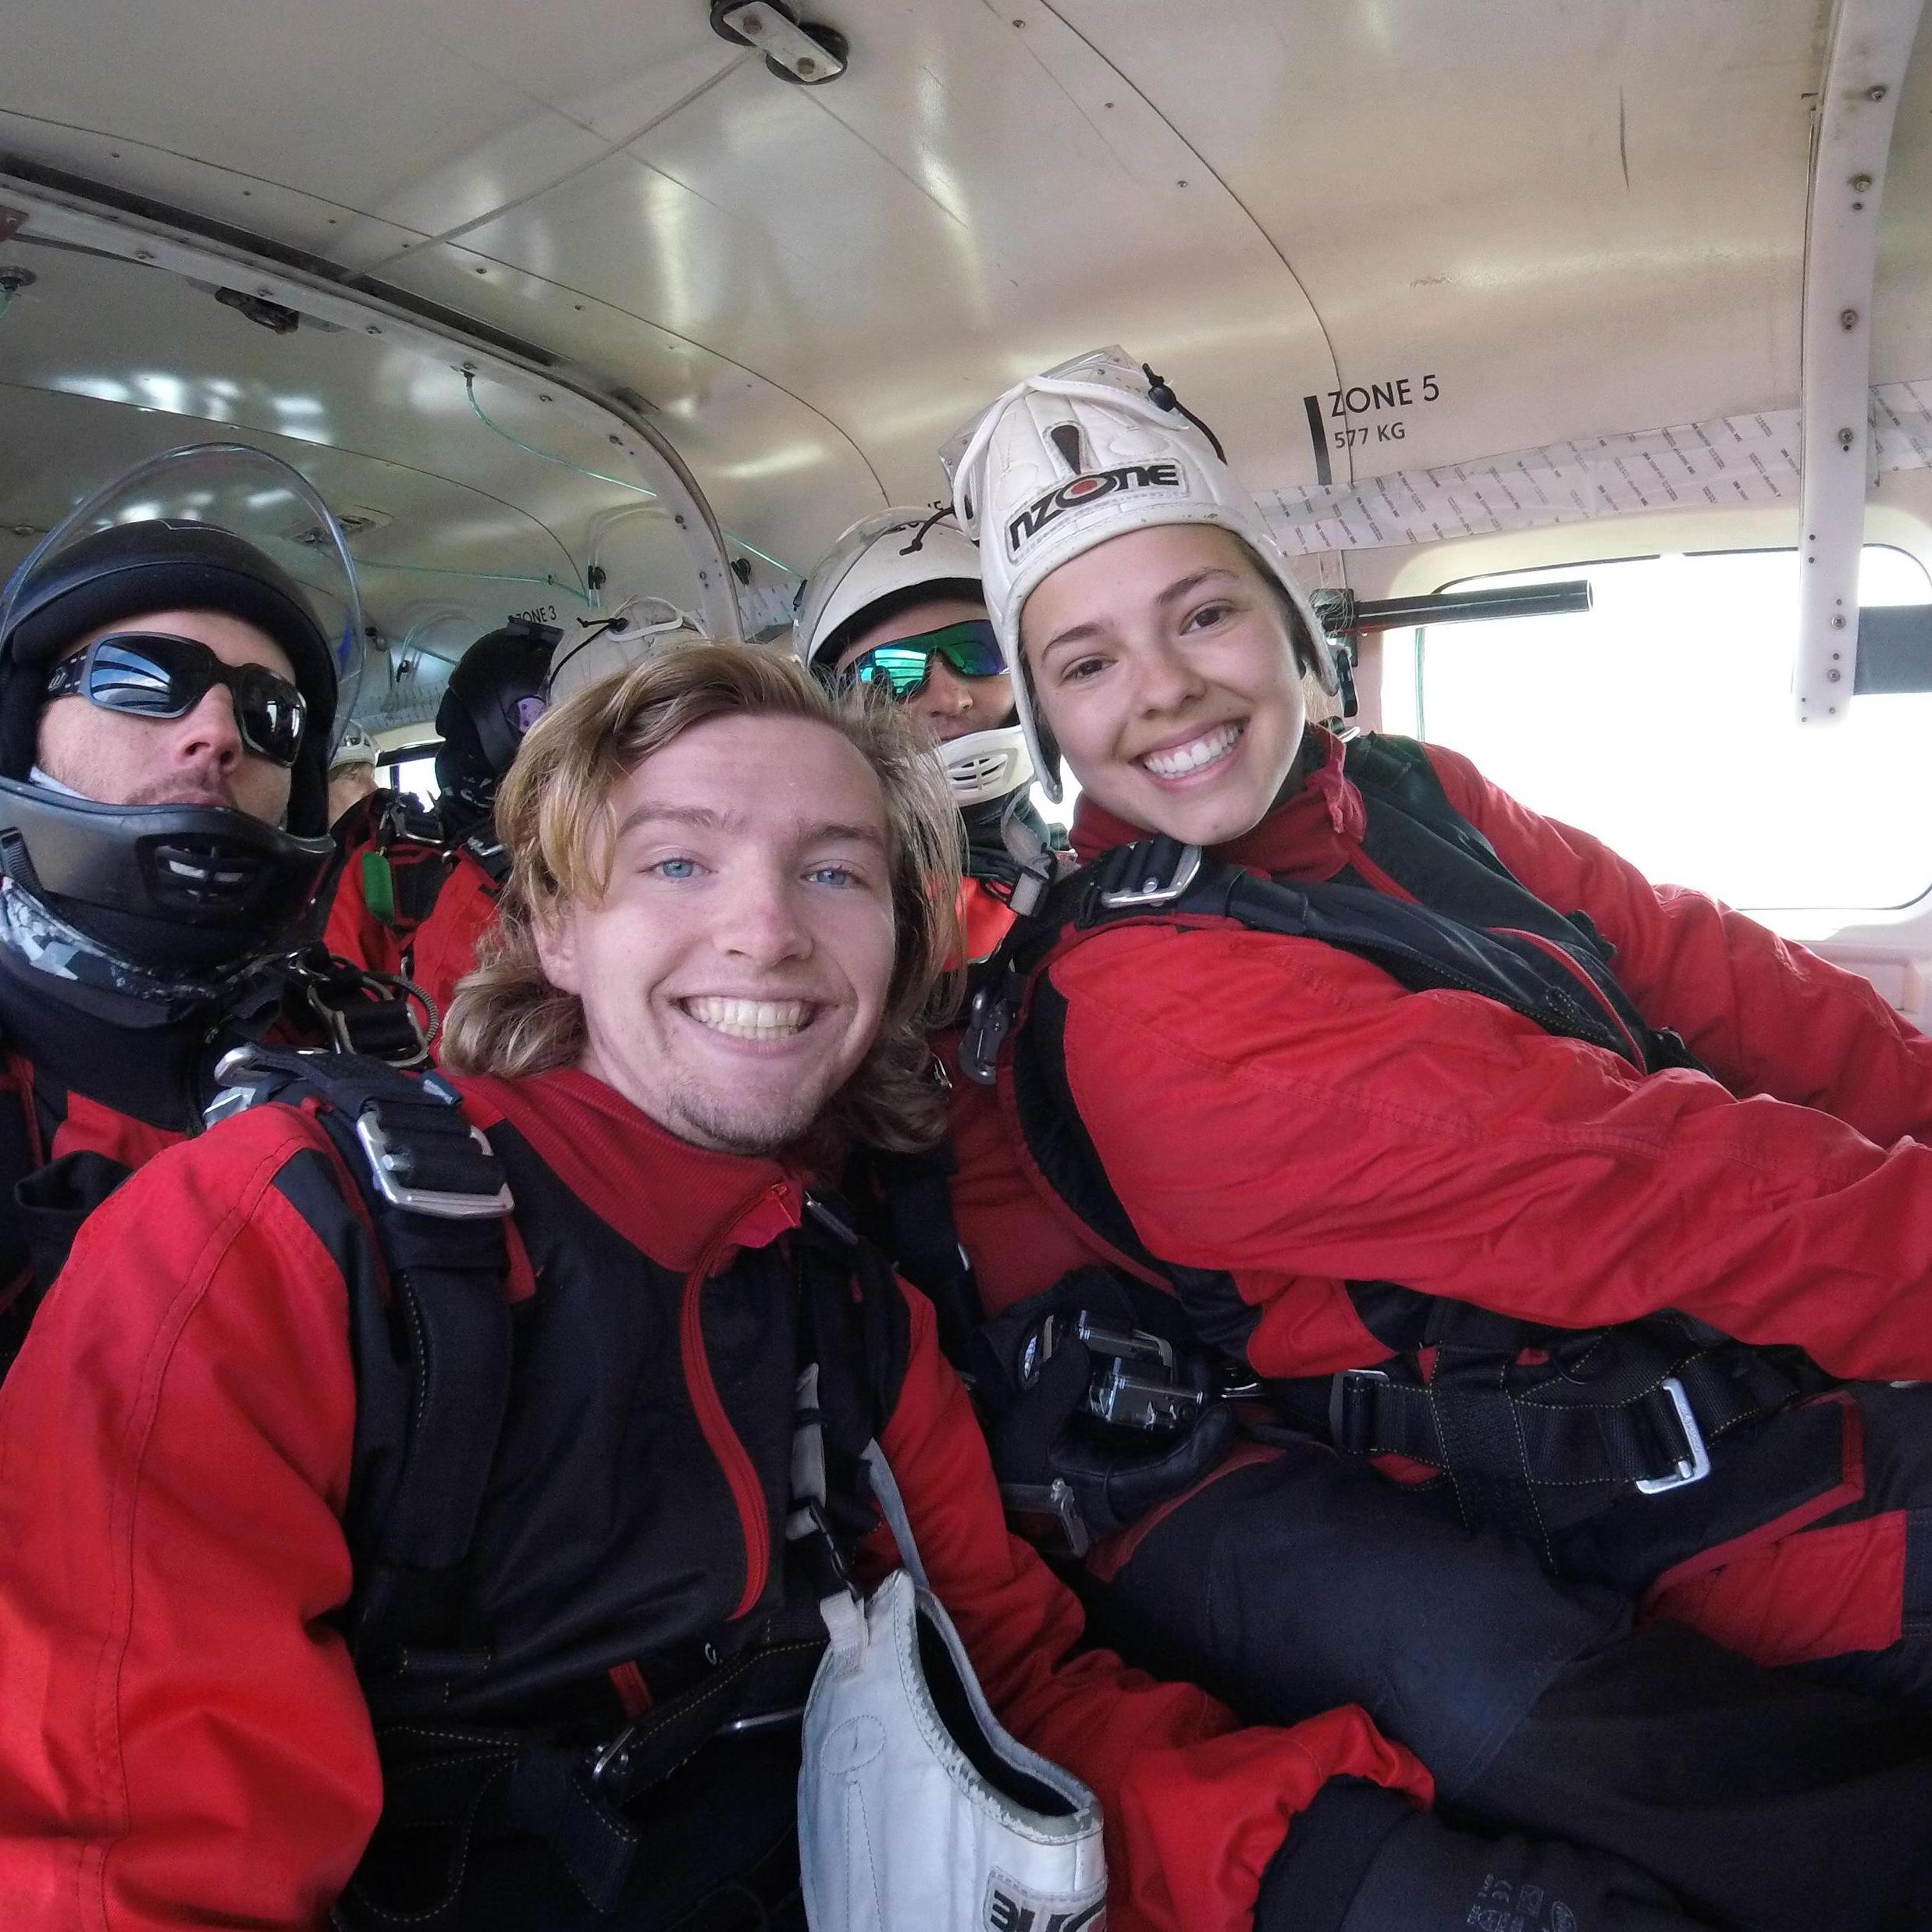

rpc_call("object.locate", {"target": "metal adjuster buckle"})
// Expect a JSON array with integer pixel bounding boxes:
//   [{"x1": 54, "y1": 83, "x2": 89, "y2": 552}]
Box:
[
  {"x1": 1097, "y1": 841, "x2": 1203, "y2": 909},
  {"x1": 353, "y1": 1107, "x2": 514, "y2": 1219},
  {"x1": 960, "y1": 981, "x2": 1014, "y2": 1087},
  {"x1": 1632, "y1": 1376, "x2": 1712, "y2": 1493},
  {"x1": 1328, "y1": 1365, "x2": 1392, "y2": 1455},
  {"x1": 999, "y1": 1477, "x2": 1092, "y2": 1559},
  {"x1": 589, "y1": 1722, "x2": 640, "y2": 1789}
]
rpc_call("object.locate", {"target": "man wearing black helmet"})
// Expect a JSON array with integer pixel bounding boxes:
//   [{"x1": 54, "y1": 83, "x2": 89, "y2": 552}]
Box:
[
  {"x1": 327, "y1": 617, "x2": 557, "y2": 1030},
  {"x1": 0, "y1": 514, "x2": 408, "y2": 1365}
]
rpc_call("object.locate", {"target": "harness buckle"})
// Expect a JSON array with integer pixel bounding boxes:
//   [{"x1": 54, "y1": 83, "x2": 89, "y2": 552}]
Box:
[
  {"x1": 353, "y1": 1106, "x2": 514, "y2": 1220},
  {"x1": 960, "y1": 981, "x2": 1014, "y2": 1087},
  {"x1": 999, "y1": 1477, "x2": 1092, "y2": 1560},
  {"x1": 1096, "y1": 839, "x2": 1204, "y2": 910},
  {"x1": 1631, "y1": 1376, "x2": 1713, "y2": 1493},
  {"x1": 1328, "y1": 1365, "x2": 1393, "y2": 1456}
]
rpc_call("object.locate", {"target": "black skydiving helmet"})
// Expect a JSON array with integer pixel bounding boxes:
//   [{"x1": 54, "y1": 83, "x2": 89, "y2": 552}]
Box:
[
  {"x1": 433, "y1": 617, "x2": 560, "y2": 822},
  {"x1": 0, "y1": 444, "x2": 357, "y2": 978}
]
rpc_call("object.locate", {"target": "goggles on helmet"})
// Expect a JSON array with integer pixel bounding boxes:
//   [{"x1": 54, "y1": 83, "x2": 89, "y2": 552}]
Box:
[
  {"x1": 837, "y1": 618, "x2": 1006, "y2": 700},
  {"x1": 44, "y1": 632, "x2": 308, "y2": 767}
]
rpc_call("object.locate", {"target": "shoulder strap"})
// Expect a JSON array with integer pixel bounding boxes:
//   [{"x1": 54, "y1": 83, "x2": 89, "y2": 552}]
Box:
[
  {"x1": 792, "y1": 1190, "x2": 913, "y2": 1544},
  {"x1": 213, "y1": 1045, "x2": 515, "y2": 1675},
  {"x1": 966, "y1": 832, "x2": 1647, "y2": 1079},
  {"x1": 849, "y1": 1140, "x2": 983, "y2": 1366}
]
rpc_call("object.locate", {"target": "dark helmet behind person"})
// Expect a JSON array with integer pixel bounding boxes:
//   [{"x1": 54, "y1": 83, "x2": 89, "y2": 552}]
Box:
[
  {"x1": 0, "y1": 449, "x2": 354, "y2": 981},
  {"x1": 434, "y1": 617, "x2": 560, "y2": 821}
]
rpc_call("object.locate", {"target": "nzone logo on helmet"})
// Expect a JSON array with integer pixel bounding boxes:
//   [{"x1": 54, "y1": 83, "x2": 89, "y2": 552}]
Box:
[{"x1": 1003, "y1": 462, "x2": 1184, "y2": 556}]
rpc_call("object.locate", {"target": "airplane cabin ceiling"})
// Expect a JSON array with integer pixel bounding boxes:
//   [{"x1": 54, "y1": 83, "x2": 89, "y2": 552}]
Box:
[{"x1": 1, "y1": 0, "x2": 1924, "y2": 578}]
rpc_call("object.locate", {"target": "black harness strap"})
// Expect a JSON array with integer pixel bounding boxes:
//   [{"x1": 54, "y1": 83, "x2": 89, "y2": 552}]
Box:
[
  {"x1": 289, "y1": 946, "x2": 436, "y2": 1065},
  {"x1": 214, "y1": 1047, "x2": 514, "y2": 1673},
  {"x1": 332, "y1": 1184, "x2": 898, "y2": 1926},
  {"x1": 852, "y1": 1142, "x2": 983, "y2": 1364}
]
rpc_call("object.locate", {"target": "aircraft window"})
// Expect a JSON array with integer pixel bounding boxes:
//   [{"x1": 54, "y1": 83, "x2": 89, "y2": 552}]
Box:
[
  {"x1": 1392, "y1": 546, "x2": 1932, "y2": 913},
  {"x1": 382, "y1": 753, "x2": 440, "y2": 806}
]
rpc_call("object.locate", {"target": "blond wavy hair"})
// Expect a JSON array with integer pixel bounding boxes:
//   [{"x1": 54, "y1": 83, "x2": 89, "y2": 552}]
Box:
[{"x1": 441, "y1": 640, "x2": 966, "y2": 1152}]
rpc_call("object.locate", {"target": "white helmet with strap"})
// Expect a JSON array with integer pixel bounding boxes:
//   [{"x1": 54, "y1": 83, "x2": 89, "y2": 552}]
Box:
[
  {"x1": 940, "y1": 346, "x2": 1338, "y2": 802},
  {"x1": 793, "y1": 507, "x2": 1034, "y2": 809},
  {"x1": 546, "y1": 596, "x2": 706, "y2": 706}
]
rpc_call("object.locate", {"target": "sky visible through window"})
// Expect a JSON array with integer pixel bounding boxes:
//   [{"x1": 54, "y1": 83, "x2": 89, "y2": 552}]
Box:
[{"x1": 1389, "y1": 546, "x2": 1932, "y2": 912}]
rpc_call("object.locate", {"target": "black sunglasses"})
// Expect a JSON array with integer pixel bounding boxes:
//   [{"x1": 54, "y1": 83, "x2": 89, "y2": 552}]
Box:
[
  {"x1": 837, "y1": 618, "x2": 1007, "y2": 700},
  {"x1": 44, "y1": 632, "x2": 308, "y2": 768}
]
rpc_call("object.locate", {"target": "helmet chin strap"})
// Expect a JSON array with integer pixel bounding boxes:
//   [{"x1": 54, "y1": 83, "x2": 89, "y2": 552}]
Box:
[{"x1": 938, "y1": 725, "x2": 1034, "y2": 807}]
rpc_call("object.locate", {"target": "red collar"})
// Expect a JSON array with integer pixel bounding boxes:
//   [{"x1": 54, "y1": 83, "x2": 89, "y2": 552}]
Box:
[
  {"x1": 1068, "y1": 725, "x2": 1365, "y2": 880},
  {"x1": 454, "y1": 1065, "x2": 805, "y2": 1272}
]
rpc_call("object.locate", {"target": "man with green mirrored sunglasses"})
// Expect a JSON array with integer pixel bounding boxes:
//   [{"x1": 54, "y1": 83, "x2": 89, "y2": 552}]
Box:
[{"x1": 836, "y1": 617, "x2": 1008, "y2": 700}]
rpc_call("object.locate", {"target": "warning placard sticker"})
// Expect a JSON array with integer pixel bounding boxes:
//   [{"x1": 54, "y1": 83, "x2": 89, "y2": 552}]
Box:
[{"x1": 1265, "y1": 379, "x2": 1932, "y2": 557}]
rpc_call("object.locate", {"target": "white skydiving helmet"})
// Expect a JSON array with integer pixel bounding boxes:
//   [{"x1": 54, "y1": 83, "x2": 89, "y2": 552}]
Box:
[
  {"x1": 545, "y1": 594, "x2": 707, "y2": 706},
  {"x1": 939, "y1": 346, "x2": 1338, "y2": 802},
  {"x1": 792, "y1": 507, "x2": 1034, "y2": 810}
]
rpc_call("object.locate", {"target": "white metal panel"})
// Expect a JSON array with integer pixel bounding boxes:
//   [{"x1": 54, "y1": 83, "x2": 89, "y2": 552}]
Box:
[
  {"x1": 1794, "y1": 0, "x2": 1927, "y2": 724},
  {"x1": 0, "y1": 0, "x2": 1925, "y2": 598},
  {"x1": 1056, "y1": 0, "x2": 1822, "y2": 493},
  {"x1": 435, "y1": 5, "x2": 1340, "y2": 511}
]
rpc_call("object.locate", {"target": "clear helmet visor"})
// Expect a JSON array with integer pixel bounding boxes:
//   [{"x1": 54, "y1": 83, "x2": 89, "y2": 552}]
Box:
[{"x1": 0, "y1": 441, "x2": 367, "y2": 752}]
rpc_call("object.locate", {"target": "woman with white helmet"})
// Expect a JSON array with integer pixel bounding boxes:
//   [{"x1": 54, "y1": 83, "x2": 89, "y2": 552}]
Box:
[
  {"x1": 795, "y1": 507, "x2": 1061, "y2": 961},
  {"x1": 939, "y1": 349, "x2": 1932, "y2": 1928}
]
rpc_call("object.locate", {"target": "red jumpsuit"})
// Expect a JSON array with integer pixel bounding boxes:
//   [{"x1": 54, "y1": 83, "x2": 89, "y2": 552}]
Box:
[
  {"x1": 0, "y1": 1063, "x2": 1428, "y2": 1932},
  {"x1": 952, "y1": 728, "x2": 1932, "y2": 1680}
]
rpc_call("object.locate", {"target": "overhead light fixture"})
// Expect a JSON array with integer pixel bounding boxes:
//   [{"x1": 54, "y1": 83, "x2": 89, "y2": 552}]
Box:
[{"x1": 710, "y1": 0, "x2": 848, "y2": 84}]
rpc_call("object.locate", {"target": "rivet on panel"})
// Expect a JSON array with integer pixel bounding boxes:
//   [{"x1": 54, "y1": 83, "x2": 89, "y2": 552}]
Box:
[
  {"x1": 1841, "y1": 308, "x2": 1860, "y2": 329},
  {"x1": 539, "y1": 393, "x2": 553, "y2": 403},
  {"x1": 365, "y1": 323, "x2": 382, "y2": 335},
  {"x1": 1832, "y1": 614, "x2": 1848, "y2": 628},
  {"x1": 1839, "y1": 427, "x2": 1857, "y2": 450},
  {"x1": 609, "y1": 434, "x2": 623, "y2": 445},
  {"x1": 1869, "y1": 85, "x2": 1888, "y2": 101},
  {"x1": 1852, "y1": 173, "x2": 1874, "y2": 190}
]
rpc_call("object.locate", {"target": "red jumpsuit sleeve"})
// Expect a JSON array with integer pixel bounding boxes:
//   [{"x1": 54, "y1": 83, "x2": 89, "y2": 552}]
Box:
[
  {"x1": 1423, "y1": 740, "x2": 1932, "y2": 1145},
  {"x1": 1054, "y1": 923, "x2": 1932, "y2": 1385},
  {"x1": 413, "y1": 857, "x2": 502, "y2": 1033},
  {"x1": 875, "y1": 1284, "x2": 1430, "y2": 1932},
  {"x1": 0, "y1": 1110, "x2": 378, "y2": 1931}
]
